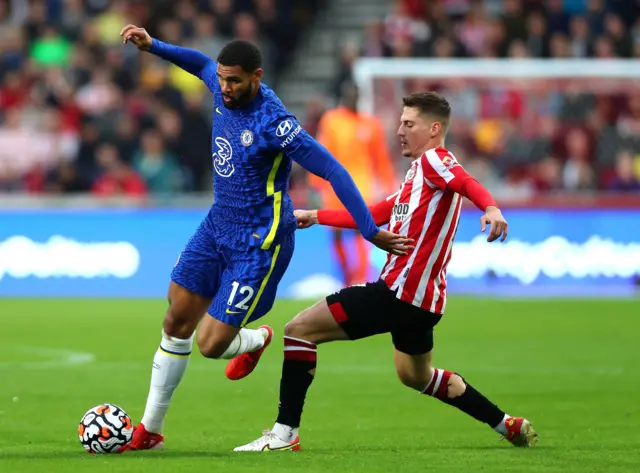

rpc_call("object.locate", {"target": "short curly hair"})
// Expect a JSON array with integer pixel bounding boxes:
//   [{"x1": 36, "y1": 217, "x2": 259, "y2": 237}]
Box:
[{"x1": 217, "y1": 40, "x2": 262, "y2": 73}]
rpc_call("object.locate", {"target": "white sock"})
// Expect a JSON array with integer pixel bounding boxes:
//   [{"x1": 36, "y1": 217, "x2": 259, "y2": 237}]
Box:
[
  {"x1": 140, "y1": 330, "x2": 194, "y2": 434},
  {"x1": 493, "y1": 414, "x2": 510, "y2": 435},
  {"x1": 272, "y1": 422, "x2": 298, "y2": 442},
  {"x1": 219, "y1": 327, "x2": 267, "y2": 359}
]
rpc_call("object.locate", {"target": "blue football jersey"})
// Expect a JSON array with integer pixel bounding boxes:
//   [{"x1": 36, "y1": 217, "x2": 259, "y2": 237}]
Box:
[
  {"x1": 198, "y1": 62, "x2": 303, "y2": 250},
  {"x1": 149, "y1": 39, "x2": 380, "y2": 248}
]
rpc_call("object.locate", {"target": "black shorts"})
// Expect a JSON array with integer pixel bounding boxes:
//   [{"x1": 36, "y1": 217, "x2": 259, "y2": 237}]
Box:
[{"x1": 326, "y1": 279, "x2": 442, "y2": 355}]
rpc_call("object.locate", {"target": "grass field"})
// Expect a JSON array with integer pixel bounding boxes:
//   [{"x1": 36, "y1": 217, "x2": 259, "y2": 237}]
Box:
[{"x1": 1, "y1": 297, "x2": 639, "y2": 473}]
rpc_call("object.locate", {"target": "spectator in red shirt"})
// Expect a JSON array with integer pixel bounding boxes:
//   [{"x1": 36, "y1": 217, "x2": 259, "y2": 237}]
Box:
[{"x1": 92, "y1": 143, "x2": 147, "y2": 197}]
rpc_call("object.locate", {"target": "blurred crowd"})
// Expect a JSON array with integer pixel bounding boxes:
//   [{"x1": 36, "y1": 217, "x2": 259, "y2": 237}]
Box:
[
  {"x1": 0, "y1": 0, "x2": 322, "y2": 195},
  {"x1": 313, "y1": 0, "x2": 640, "y2": 195},
  {"x1": 369, "y1": 0, "x2": 639, "y2": 62},
  {"x1": 1, "y1": 0, "x2": 639, "y2": 198}
]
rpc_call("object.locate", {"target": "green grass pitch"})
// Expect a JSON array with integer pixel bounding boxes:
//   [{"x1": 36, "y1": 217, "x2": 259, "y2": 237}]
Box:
[{"x1": 1, "y1": 297, "x2": 639, "y2": 472}]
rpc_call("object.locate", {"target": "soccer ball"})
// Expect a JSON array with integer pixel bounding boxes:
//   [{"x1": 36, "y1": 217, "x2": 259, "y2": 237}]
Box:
[{"x1": 78, "y1": 404, "x2": 134, "y2": 454}]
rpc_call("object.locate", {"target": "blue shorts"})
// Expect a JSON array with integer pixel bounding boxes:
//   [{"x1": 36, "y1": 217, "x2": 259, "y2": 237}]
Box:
[{"x1": 171, "y1": 218, "x2": 294, "y2": 327}]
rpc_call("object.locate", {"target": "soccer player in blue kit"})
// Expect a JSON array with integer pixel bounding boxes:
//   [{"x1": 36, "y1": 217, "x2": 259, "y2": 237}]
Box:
[{"x1": 118, "y1": 25, "x2": 413, "y2": 451}]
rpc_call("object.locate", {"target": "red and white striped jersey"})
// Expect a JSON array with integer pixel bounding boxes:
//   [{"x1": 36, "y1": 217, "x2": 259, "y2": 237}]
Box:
[
  {"x1": 317, "y1": 146, "x2": 496, "y2": 315},
  {"x1": 380, "y1": 147, "x2": 464, "y2": 314}
]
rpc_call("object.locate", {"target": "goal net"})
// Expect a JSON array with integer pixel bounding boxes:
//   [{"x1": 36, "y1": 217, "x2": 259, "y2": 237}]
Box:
[{"x1": 353, "y1": 58, "x2": 640, "y2": 196}]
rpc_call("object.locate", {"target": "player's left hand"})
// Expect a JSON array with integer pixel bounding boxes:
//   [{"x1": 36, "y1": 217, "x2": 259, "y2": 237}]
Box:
[
  {"x1": 481, "y1": 206, "x2": 508, "y2": 242},
  {"x1": 294, "y1": 209, "x2": 318, "y2": 229}
]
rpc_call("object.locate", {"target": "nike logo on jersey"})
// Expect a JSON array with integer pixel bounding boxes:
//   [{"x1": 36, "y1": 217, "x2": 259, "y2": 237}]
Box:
[
  {"x1": 226, "y1": 308, "x2": 243, "y2": 315},
  {"x1": 216, "y1": 107, "x2": 223, "y2": 115}
]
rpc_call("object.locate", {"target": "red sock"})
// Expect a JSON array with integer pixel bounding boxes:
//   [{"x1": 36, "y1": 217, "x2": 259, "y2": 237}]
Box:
[
  {"x1": 422, "y1": 368, "x2": 506, "y2": 428},
  {"x1": 283, "y1": 336, "x2": 317, "y2": 362},
  {"x1": 421, "y1": 368, "x2": 453, "y2": 399}
]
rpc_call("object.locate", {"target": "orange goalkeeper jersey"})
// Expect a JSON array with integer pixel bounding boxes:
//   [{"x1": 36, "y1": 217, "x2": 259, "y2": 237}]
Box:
[{"x1": 309, "y1": 107, "x2": 397, "y2": 210}]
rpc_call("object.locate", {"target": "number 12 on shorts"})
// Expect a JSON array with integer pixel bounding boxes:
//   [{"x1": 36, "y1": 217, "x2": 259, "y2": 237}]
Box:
[{"x1": 227, "y1": 281, "x2": 255, "y2": 311}]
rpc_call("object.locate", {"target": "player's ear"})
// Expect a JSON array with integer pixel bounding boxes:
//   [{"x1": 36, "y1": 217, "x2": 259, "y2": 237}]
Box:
[
  {"x1": 253, "y1": 68, "x2": 263, "y2": 81},
  {"x1": 430, "y1": 121, "x2": 440, "y2": 137}
]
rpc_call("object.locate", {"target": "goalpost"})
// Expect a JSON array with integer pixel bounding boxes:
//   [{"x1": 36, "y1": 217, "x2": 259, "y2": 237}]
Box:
[
  {"x1": 354, "y1": 58, "x2": 640, "y2": 115},
  {"x1": 354, "y1": 58, "x2": 640, "y2": 165}
]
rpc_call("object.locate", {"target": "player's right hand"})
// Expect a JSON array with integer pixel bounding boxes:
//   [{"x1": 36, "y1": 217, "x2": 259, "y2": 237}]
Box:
[
  {"x1": 481, "y1": 206, "x2": 508, "y2": 242},
  {"x1": 120, "y1": 24, "x2": 153, "y2": 51},
  {"x1": 370, "y1": 229, "x2": 414, "y2": 256},
  {"x1": 293, "y1": 209, "x2": 318, "y2": 229}
]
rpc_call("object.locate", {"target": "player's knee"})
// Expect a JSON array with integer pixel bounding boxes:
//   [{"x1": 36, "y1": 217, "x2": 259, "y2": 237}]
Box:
[
  {"x1": 163, "y1": 309, "x2": 194, "y2": 339},
  {"x1": 197, "y1": 336, "x2": 229, "y2": 359},
  {"x1": 283, "y1": 319, "x2": 304, "y2": 338},
  {"x1": 446, "y1": 374, "x2": 466, "y2": 398},
  {"x1": 283, "y1": 314, "x2": 319, "y2": 343}
]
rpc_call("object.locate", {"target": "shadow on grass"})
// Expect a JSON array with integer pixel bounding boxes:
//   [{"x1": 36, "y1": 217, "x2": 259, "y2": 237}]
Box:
[
  {"x1": 0, "y1": 444, "x2": 563, "y2": 460},
  {"x1": 0, "y1": 450, "x2": 230, "y2": 460}
]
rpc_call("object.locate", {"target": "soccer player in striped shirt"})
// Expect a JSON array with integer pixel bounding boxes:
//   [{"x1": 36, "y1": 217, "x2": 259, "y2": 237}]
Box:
[
  {"x1": 117, "y1": 25, "x2": 412, "y2": 451},
  {"x1": 234, "y1": 92, "x2": 538, "y2": 451}
]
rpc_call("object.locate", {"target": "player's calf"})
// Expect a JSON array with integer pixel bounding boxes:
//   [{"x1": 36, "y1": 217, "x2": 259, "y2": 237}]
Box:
[
  {"x1": 197, "y1": 316, "x2": 267, "y2": 360},
  {"x1": 196, "y1": 315, "x2": 243, "y2": 359},
  {"x1": 198, "y1": 339, "x2": 232, "y2": 359},
  {"x1": 395, "y1": 349, "x2": 433, "y2": 390}
]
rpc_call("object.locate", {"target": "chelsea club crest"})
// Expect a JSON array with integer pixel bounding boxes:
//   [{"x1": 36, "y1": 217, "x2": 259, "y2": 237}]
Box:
[{"x1": 241, "y1": 130, "x2": 253, "y2": 147}]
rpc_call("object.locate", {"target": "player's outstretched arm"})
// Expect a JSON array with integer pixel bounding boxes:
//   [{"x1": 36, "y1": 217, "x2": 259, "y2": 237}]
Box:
[
  {"x1": 294, "y1": 206, "x2": 411, "y2": 255},
  {"x1": 290, "y1": 136, "x2": 412, "y2": 255},
  {"x1": 294, "y1": 195, "x2": 394, "y2": 230},
  {"x1": 318, "y1": 194, "x2": 397, "y2": 229},
  {"x1": 442, "y1": 169, "x2": 508, "y2": 242},
  {"x1": 120, "y1": 25, "x2": 213, "y2": 79},
  {"x1": 421, "y1": 150, "x2": 508, "y2": 242}
]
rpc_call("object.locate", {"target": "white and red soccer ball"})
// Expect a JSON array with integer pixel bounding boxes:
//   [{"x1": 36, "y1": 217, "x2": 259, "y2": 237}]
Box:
[{"x1": 78, "y1": 403, "x2": 133, "y2": 454}]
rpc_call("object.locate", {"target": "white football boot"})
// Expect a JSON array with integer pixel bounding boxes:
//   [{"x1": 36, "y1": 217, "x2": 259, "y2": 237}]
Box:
[{"x1": 233, "y1": 430, "x2": 300, "y2": 452}]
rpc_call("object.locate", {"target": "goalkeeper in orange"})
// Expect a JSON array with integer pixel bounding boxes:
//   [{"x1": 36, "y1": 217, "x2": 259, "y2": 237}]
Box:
[{"x1": 309, "y1": 82, "x2": 398, "y2": 286}]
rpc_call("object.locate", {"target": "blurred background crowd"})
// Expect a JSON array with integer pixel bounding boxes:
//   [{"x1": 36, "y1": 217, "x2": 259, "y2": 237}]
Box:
[
  {"x1": 0, "y1": 0, "x2": 639, "y2": 199},
  {"x1": 0, "y1": 0, "x2": 323, "y2": 195}
]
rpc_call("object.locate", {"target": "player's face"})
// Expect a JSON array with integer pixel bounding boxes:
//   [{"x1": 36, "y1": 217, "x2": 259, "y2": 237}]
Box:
[
  {"x1": 397, "y1": 107, "x2": 442, "y2": 158},
  {"x1": 217, "y1": 65, "x2": 262, "y2": 109}
]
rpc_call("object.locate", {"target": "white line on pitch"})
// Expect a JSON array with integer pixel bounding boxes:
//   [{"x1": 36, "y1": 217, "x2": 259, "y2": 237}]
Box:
[{"x1": 0, "y1": 345, "x2": 96, "y2": 369}]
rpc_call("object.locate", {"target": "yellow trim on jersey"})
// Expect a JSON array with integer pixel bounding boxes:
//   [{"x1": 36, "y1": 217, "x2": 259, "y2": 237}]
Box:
[
  {"x1": 241, "y1": 244, "x2": 281, "y2": 327},
  {"x1": 158, "y1": 347, "x2": 191, "y2": 358},
  {"x1": 261, "y1": 152, "x2": 284, "y2": 250}
]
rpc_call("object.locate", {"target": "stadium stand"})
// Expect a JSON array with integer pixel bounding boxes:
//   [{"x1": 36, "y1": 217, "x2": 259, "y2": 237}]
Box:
[
  {"x1": 0, "y1": 0, "x2": 639, "y2": 198},
  {"x1": 0, "y1": 0, "x2": 324, "y2": 194}
]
